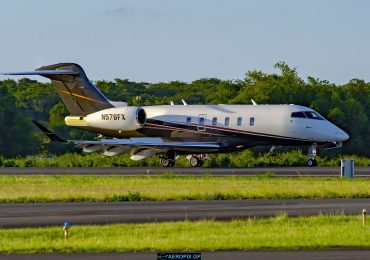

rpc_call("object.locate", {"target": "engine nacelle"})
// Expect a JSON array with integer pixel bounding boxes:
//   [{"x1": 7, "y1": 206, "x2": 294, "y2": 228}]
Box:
[{"x1": 85, "y1": 106, "x2": 146, "y2": 131}]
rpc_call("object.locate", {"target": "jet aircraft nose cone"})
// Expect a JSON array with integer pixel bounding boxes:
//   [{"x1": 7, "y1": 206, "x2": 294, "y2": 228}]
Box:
[{"x1": 336, "y1": 130, "x2": 349, "y2": 142}]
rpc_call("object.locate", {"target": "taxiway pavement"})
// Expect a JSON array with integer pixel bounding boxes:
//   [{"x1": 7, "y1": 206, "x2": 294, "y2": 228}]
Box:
[{"x1": 2, "y1": 198, "x2": 370, "y2": 228}]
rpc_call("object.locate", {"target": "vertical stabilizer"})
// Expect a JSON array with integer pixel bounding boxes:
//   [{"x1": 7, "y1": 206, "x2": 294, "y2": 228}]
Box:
[{"x1": 36, "y1": 63, "x2": 114, "y2": 116}]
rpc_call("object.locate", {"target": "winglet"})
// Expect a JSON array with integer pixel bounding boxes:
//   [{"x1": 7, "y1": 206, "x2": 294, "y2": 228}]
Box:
[{"x1": 32, "y1": 120, "x2": 68, "y2": 143}]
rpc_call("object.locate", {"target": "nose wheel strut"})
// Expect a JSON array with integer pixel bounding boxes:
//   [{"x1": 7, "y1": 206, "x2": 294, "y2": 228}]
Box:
[{"x1": 307, "y1": 143, "x2": 318, "y2": 167}]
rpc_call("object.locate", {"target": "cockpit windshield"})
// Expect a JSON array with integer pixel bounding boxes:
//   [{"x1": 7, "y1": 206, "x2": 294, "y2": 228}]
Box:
[
  {"x1": 304, "y1": 111, "x2": 324, "y2": 120},
  {"x1": 291, "y1": 111, "x2": 325, "y2": 120},
  {"x1": 291, "y1": 112, "x2": 305, "y2": 118}
]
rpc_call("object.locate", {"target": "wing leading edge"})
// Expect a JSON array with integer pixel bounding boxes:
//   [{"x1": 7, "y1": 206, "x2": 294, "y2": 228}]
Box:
[{"x1": 73, "y1": 139, "x2": 220, "y2": 149}]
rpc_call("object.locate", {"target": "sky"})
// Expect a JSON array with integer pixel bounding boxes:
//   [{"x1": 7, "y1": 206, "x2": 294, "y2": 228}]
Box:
[{"x1": 0, "y1": 0, "x2": 370, "y2": 84}]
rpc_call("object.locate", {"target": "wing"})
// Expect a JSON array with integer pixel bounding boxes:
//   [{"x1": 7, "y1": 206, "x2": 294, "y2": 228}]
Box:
[
  {"x1": 33, "y1": 121, "x2": 220, "y2": 160},
  {"x1": 74, "y1": 138, "x2": 220, "y2": 160}
]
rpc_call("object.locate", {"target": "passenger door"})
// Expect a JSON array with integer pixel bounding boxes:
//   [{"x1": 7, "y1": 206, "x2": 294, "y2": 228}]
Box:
[{"x1": 197, "y1": 114, "x2": 206, "y2": 131}]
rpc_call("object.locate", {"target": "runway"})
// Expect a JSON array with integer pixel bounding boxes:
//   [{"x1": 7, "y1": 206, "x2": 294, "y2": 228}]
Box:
[
  {"x1": 0, "y1": 166, "x2": 369, "y2": 177},
  {"x1": 2, "y1": 198, "x2": 370, "y2": 228}
]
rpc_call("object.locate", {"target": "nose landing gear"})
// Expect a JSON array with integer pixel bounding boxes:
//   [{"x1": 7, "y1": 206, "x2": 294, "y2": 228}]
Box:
[{"x1": 307, "y1": 143, "x2": 318, "y2": 167}]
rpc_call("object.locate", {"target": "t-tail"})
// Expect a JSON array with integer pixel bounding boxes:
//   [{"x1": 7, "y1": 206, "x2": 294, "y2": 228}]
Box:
[{"x1": 2, "y1": 63, "x2": 114, "y2": 116}]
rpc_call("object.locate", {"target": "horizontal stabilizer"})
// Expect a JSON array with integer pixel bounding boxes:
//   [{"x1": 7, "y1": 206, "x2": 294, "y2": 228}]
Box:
[
  {"x1": 32, "y1": 120, "x2": 67, "y2": 143},
  {"x1": 3, "y1": 63, "x2": 114, "y2": 116},
  {"x1": 1, "y1": 70, "x2": 79, "y2": 76}
]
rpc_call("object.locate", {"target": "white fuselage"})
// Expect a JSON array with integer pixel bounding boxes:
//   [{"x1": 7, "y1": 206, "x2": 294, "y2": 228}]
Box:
[
  {"x1": 142, "y1": 104, "x2": 348, "y2": 143},
  {"x1": 65, "y1": 103, "x2": 349, "y2": 153}
]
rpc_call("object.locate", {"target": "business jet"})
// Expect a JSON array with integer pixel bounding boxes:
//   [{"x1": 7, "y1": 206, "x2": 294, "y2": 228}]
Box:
[{"x1": 2, "y1": 63, "x2": 349, "y2": 167}]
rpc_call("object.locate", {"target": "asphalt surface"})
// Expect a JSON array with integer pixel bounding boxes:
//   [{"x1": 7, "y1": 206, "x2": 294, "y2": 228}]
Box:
[
  {"x1": 2, "y1": 250, "x2": 370, "y2": 260},
  {"x1": 0, "y1": 166, "x2": 369, "y2": 177},
  {"x1": 2, "y1": 198, "x2": 370, "y2": 228}
]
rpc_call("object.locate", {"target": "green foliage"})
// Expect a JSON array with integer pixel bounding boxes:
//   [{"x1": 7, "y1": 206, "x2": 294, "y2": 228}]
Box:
[{"x1": 0, "y1": 86, "x2": 38, "y2": 157}]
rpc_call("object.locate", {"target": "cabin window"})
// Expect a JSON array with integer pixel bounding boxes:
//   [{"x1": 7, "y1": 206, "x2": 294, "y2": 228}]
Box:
[
  {"x1": 249, "y1": 117, "x2": 255, "y2": 126},
  {"x1": 225, "y1": 117, "x2": 230, "y2": 126},
  {"x1": 186, "y1": 117, "x2": 191, "y2": 126},
  {"x1": 291, "y1": 112, "x2": 306, "y2": 118},
  {"x1": 237, "y1": 117, "x2": 242, "y2": 126},
  {"x1": 212, "y1": 117, "x2": 217, "y2": 126}
]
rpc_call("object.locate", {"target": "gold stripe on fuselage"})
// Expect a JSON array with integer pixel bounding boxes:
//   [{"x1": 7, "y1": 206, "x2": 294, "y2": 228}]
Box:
[{"x1": 60, "y1": 90, "x2": 106, "y2": 104}]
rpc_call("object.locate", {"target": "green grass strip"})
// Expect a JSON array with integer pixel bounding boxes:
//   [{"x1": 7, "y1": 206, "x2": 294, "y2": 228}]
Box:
[
  {"x1": 1, "y1": 215, "x2": 370, "y2": 253},
  {"x1": 1, "y1": 176, "x2": 370, "y2": 202}
]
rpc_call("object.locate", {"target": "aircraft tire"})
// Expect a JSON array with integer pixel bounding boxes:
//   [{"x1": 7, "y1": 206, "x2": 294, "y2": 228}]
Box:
[
  {"x1": 160, "y1": 158, "x2": 175, "y2": 167},
  {"x1": 189, "y1": 156, "x2": 201, "y2": 167},
  {"x1": 307, "y1": 159, "x2": 317, "y2": 167}
]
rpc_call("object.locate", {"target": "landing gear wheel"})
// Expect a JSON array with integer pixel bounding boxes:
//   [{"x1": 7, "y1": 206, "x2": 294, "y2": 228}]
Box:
[
  {"x1": 160, "y1": 158, "x2": 175, "y2": 167},
  {"x1": 187, "y1": 154, "x2": 208, "y2": 167},
  {"x1": 307, "y1": 159, "x2": 317, "y2": 167},
  {"x1": 189, "y1": 156, "x2": 200, "y2": 167}
]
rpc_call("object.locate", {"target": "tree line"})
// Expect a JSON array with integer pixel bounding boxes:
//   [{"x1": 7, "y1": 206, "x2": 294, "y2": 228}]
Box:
[{"x1": 0, "y1": 62, "x2": 368, "y2": 157}]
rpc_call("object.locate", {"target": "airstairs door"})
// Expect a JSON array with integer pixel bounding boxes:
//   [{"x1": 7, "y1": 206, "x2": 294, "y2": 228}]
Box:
[{"x1": 197, "y1": 114, "x2": 206, "y2": 131}]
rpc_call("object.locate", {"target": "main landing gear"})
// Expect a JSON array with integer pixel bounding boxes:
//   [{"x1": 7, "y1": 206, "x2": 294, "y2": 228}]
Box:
[
  {"x1": 307, "y1": 143, "x2": 318, "y2": 167},
  {"x1": 186, "y1": 154, "x2": 209, "y2": 167},
  {"x1": 159, "y1": 152, "x2": 176, "y2": 167},
  {"x1": 159, "y1": 153, "x2": 209, "y2": 167},
  {"x1": 159, "y1": 158, "x2": 175, "y2": 167}
]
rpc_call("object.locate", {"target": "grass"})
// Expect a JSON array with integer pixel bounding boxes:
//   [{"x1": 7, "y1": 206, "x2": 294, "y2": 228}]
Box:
[
  {"x1": 1, "y1": 215, "x2": 370, "y2": 253},
  {"x1": 1, "y1": 176, "x2": 370, "y2": 202}
]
